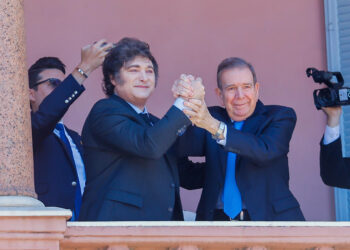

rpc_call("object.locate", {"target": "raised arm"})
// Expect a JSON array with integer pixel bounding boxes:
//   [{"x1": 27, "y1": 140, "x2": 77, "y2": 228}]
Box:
[
  {"x1": 31, "y1": 39, "x2": 113, "y2": 147},
  {"x1": 89, "y1": 101, "x2": 191, "y2": 159}
]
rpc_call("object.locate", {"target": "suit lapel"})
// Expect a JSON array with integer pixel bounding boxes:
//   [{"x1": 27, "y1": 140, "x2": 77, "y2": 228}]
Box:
[
  {"x1": 54, "y1": 130, "x2": 77, "y2": 173},
  {"x1": 67, "y1": 128, "x2": 84, "y2": 157},
  {"x1": 110, "y1": 95, "x2": 150, "y2": 126},
  {"x1": 235, "y1": 101, "x2": 266, "y2": 169},
  {"x1": 214, "y1": 108, "x2": 232, "y2": 182}
]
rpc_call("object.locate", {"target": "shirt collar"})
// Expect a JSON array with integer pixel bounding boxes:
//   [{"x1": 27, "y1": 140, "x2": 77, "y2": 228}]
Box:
[
  {"x1": 231, "y1": 119, "x2": 244, "y2": 124},
  {"x1": 127, "y1": 101, "x2": 148, "y2": 114},
  {"x1": 113, "y1": 94, "x2": 147, "y2": 114}
]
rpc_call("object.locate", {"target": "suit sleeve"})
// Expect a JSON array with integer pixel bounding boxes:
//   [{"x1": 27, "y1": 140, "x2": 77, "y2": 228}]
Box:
[
  {"x1": 173, "y1": 125, "x2": 207, "y2": 189},
  {"x1": 176, "y1": 124, "x2": 207, "y2": 157},
  {"x1": 177, "y1": 157, "x2": 205, "y2": 190},
  {"x1": 31, "y1": 74, "x2": 85, "y2": 148},
  {"x1": 90, "y1": 103, "x2": 191, "y2": 159},
  {"x1": 320, "y1": 137, "x2": 350, "y2": 188},
  {"x1": 224, "y1": 107, "x2": 296, "y2": 164}
]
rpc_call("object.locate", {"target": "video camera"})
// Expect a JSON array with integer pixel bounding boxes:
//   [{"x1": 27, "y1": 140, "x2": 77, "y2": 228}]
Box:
[{"x1": 306, "y1": 67, "x2": 349, "y2": 110}]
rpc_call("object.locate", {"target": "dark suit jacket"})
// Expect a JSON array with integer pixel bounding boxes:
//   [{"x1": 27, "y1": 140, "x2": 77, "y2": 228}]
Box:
[
  {"x1": 320, "y1": 137, "x2": 350, "y2": 188},
  {"x1": 179, "y1": 100, "x2": 305, "y2": 221},
  {"x1": 79, "y1": 95, "x2": 193, "y2": 221},
  {"x1": 31, "y1": 75, "x2": 85, "y2": 210}
]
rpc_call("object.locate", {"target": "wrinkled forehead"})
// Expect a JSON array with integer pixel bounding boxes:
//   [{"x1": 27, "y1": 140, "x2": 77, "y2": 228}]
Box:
[{"x1": 220, "y1": 66, "x2": 254, "y2": 87}]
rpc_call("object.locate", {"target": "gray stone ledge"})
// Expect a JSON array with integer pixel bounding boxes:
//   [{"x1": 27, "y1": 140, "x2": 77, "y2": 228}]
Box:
[
  {"x1": 0, "y1": 206, "x2": 72, "y2": 217},
  {"x1": 0, "y1": 196, "x2": 44, "y2": 207}
]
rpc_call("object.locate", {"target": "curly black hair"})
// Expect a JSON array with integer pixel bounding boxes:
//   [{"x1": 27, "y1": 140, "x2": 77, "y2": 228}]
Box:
[
  {"x1": 102, "y1": 37, "x2": 159, "y2": 96},
  {"x1": 28, "y1": 57, "x2": 66, "y2": 89}
]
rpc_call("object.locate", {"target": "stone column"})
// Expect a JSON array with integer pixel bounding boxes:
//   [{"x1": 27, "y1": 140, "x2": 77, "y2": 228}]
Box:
[
  {"x1": 0, "y1": 0, "x2": 40, "y2": 206},
  {"x1": 0, "y1": 2, "x2": 71, "y2": 249}
]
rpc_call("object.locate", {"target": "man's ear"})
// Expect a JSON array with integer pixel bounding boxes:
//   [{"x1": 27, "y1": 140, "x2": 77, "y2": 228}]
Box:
[
  {"x1": 215, "y1": 87, "x2": 225, "y2": 106},
  {"x1": 255, "y1": 82, "x2": 260, "y2": 99},
  {"x1": 110, "y1": 75, "x2": 117, "y2": 87}
]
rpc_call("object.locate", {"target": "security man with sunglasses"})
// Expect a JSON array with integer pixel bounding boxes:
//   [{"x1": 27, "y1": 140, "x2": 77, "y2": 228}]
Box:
[{"x1": 28, "y1": 39, "x2": 113, "y2": 220}]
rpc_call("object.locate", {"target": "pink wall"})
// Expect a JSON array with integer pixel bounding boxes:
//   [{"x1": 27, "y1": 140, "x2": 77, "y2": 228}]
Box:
[{"x1": 24, "y1": 0, "x2": 332, "y2": 220}]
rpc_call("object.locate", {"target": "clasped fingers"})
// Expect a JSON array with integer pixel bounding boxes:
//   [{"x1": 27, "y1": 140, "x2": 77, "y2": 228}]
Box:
[{"x1": 172, "y1": 78, "x2": 194, "y2": 99}]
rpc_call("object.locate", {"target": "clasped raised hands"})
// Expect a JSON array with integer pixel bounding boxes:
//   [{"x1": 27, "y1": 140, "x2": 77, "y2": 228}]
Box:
[
  {"x1": 172, "y1": 74, "x2": 205, "y2": 100},
  {"x1": 172, "y1": 74, "x2": 217, "y2": 131}
]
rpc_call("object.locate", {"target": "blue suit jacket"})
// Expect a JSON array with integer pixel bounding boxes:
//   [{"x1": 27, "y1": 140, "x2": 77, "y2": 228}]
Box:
[
  {"x1": 31, "y1": 75, "x2": 85, "y2": 210},
  {"x1": 79, "y1": 95, "x2": 195, "y2": 221},
  {"x1": 178, "y1": 101, "x2": 305, "y2": 221}
]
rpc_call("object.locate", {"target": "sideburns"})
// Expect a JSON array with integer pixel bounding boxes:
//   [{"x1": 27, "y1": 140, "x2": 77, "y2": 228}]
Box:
[{"x1": 113, "y1": 73, "x2": 124, "y2": 85}]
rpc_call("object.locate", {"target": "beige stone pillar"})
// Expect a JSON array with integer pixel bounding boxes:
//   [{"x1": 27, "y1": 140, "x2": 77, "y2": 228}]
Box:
[
  {"x1": 0, "y1": 2, "x2": 71, "y2": 249},
  {"x1": 0, "y1": 0, "x2": 39, "y2": 205}
]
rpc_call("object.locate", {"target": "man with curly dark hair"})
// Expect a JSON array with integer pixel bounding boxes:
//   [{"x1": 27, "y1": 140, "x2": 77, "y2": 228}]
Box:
[{"x1": 79, "y1": 37, "x2": 204, "y2": 221}]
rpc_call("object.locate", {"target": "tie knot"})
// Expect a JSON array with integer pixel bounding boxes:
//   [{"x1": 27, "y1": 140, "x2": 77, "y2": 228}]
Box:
[
  {"x1": 233, "y1": 121, "x2": 244, "y2": 130},
  {"x1": 55, "y1": 123, "x2": 65, "y2": 131},
  {"x1": 139, "y1": 113, "x2": 153, "y2": 126}
]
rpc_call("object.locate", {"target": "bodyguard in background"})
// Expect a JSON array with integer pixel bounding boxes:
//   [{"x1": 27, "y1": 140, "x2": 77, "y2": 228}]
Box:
[
  {"x1": 320, "y1": 106, "x2": 350, "y2": 188},
  {"x1": 29, "y1": 40, "x2": 113, "y2": 220}
]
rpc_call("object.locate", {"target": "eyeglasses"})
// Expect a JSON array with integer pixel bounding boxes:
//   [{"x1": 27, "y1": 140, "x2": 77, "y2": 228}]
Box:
[{"x1": 31, "y1": 78, "x2": 62, "y2": 88}]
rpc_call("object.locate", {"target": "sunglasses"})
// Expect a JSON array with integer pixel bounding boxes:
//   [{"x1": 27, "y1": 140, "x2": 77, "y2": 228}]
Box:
[{"x1": 32, "y1": 78, "x2": 62, "y2": 88}]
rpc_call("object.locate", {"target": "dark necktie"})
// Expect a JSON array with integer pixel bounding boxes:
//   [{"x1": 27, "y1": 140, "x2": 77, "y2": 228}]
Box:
[
  {"x1": 222, "y1": 120, "x2": 244, "y2": 219},
  {"x1": 139, "y1": 113, "x2": 153, "y2": 126},
  {"x1": 55, "y1": 123, "x2": 82, "y2": 220}
]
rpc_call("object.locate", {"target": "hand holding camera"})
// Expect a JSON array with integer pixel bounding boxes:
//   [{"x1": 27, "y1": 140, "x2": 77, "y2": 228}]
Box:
[{"x1": 306, "y1": 67, "x2": 349, "y2": 110}]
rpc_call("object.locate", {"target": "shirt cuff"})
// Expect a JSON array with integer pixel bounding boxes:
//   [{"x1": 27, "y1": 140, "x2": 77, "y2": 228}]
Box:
[
  {"x1": 173, "y1": 98, "x2": 190, "y2": 135},
  {"x1": 217, "y1": 124, "x2": 227, "y2": 146},
  {"x1": 323, "y1": 125, "x2": 340, "y2": 145},
  {"x1": 174, "y1": 97, "x2": 185, "y2": 111}
]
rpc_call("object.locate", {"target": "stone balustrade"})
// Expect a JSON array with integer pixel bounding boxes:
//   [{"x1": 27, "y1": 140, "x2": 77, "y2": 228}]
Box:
[
  {"x1": 1, "y1": 207, "x2": 349, "y2": 249},
  {"x1": 62, "y1": 221, "x2": 350, "y2": 250}
]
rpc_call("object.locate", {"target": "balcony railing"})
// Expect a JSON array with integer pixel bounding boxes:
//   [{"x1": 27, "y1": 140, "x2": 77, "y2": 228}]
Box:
[
  {"x1": 0, "y1": 208, "x2": 349, "y2": 250},
  {"x1": 62, "y1": 221, "x2": 350, "y2": 250}
]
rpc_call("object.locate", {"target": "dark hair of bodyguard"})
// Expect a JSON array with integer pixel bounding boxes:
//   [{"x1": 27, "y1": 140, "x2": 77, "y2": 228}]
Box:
[
  {"x1": 28, "y1": 57, "x2": 66, "y2": 90},
  {"x1": 102, "y1": 37, "x2": 159, "y2": 96},
  {"x1": 217, "y1": 57, "x2": 257, "y2": 89}
]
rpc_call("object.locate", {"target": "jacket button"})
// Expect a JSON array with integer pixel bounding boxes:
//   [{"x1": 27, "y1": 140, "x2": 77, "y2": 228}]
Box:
[
  {"x1": 65, "y1": 100, "x2": 69, "y2": 103},
  {"x1": 71, "y1": 181, "x2": 77, "y2": 187},
  {"x1": 74, "y1": 91, "x2": 78, "y2": 94},
  {"x1": 168, "y1": 207, "x2": 173, "y2": 212},
  {"x1": 170, "y1": 183, "x2": 175, "y2": 188}
]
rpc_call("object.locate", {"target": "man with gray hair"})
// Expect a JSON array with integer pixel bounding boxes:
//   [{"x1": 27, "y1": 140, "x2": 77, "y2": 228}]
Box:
[{"x1": 174, "y1": 57, "x2": 305, "y2": 221}]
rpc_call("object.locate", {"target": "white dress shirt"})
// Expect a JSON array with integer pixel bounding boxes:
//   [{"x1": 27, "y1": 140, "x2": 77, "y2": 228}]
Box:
[
  {"x1": 323, "y1": 125, "x2": 340, "y2": 145},
  {"x1": 54, "y1": 121, "x2": 86, "y2": 195}
]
